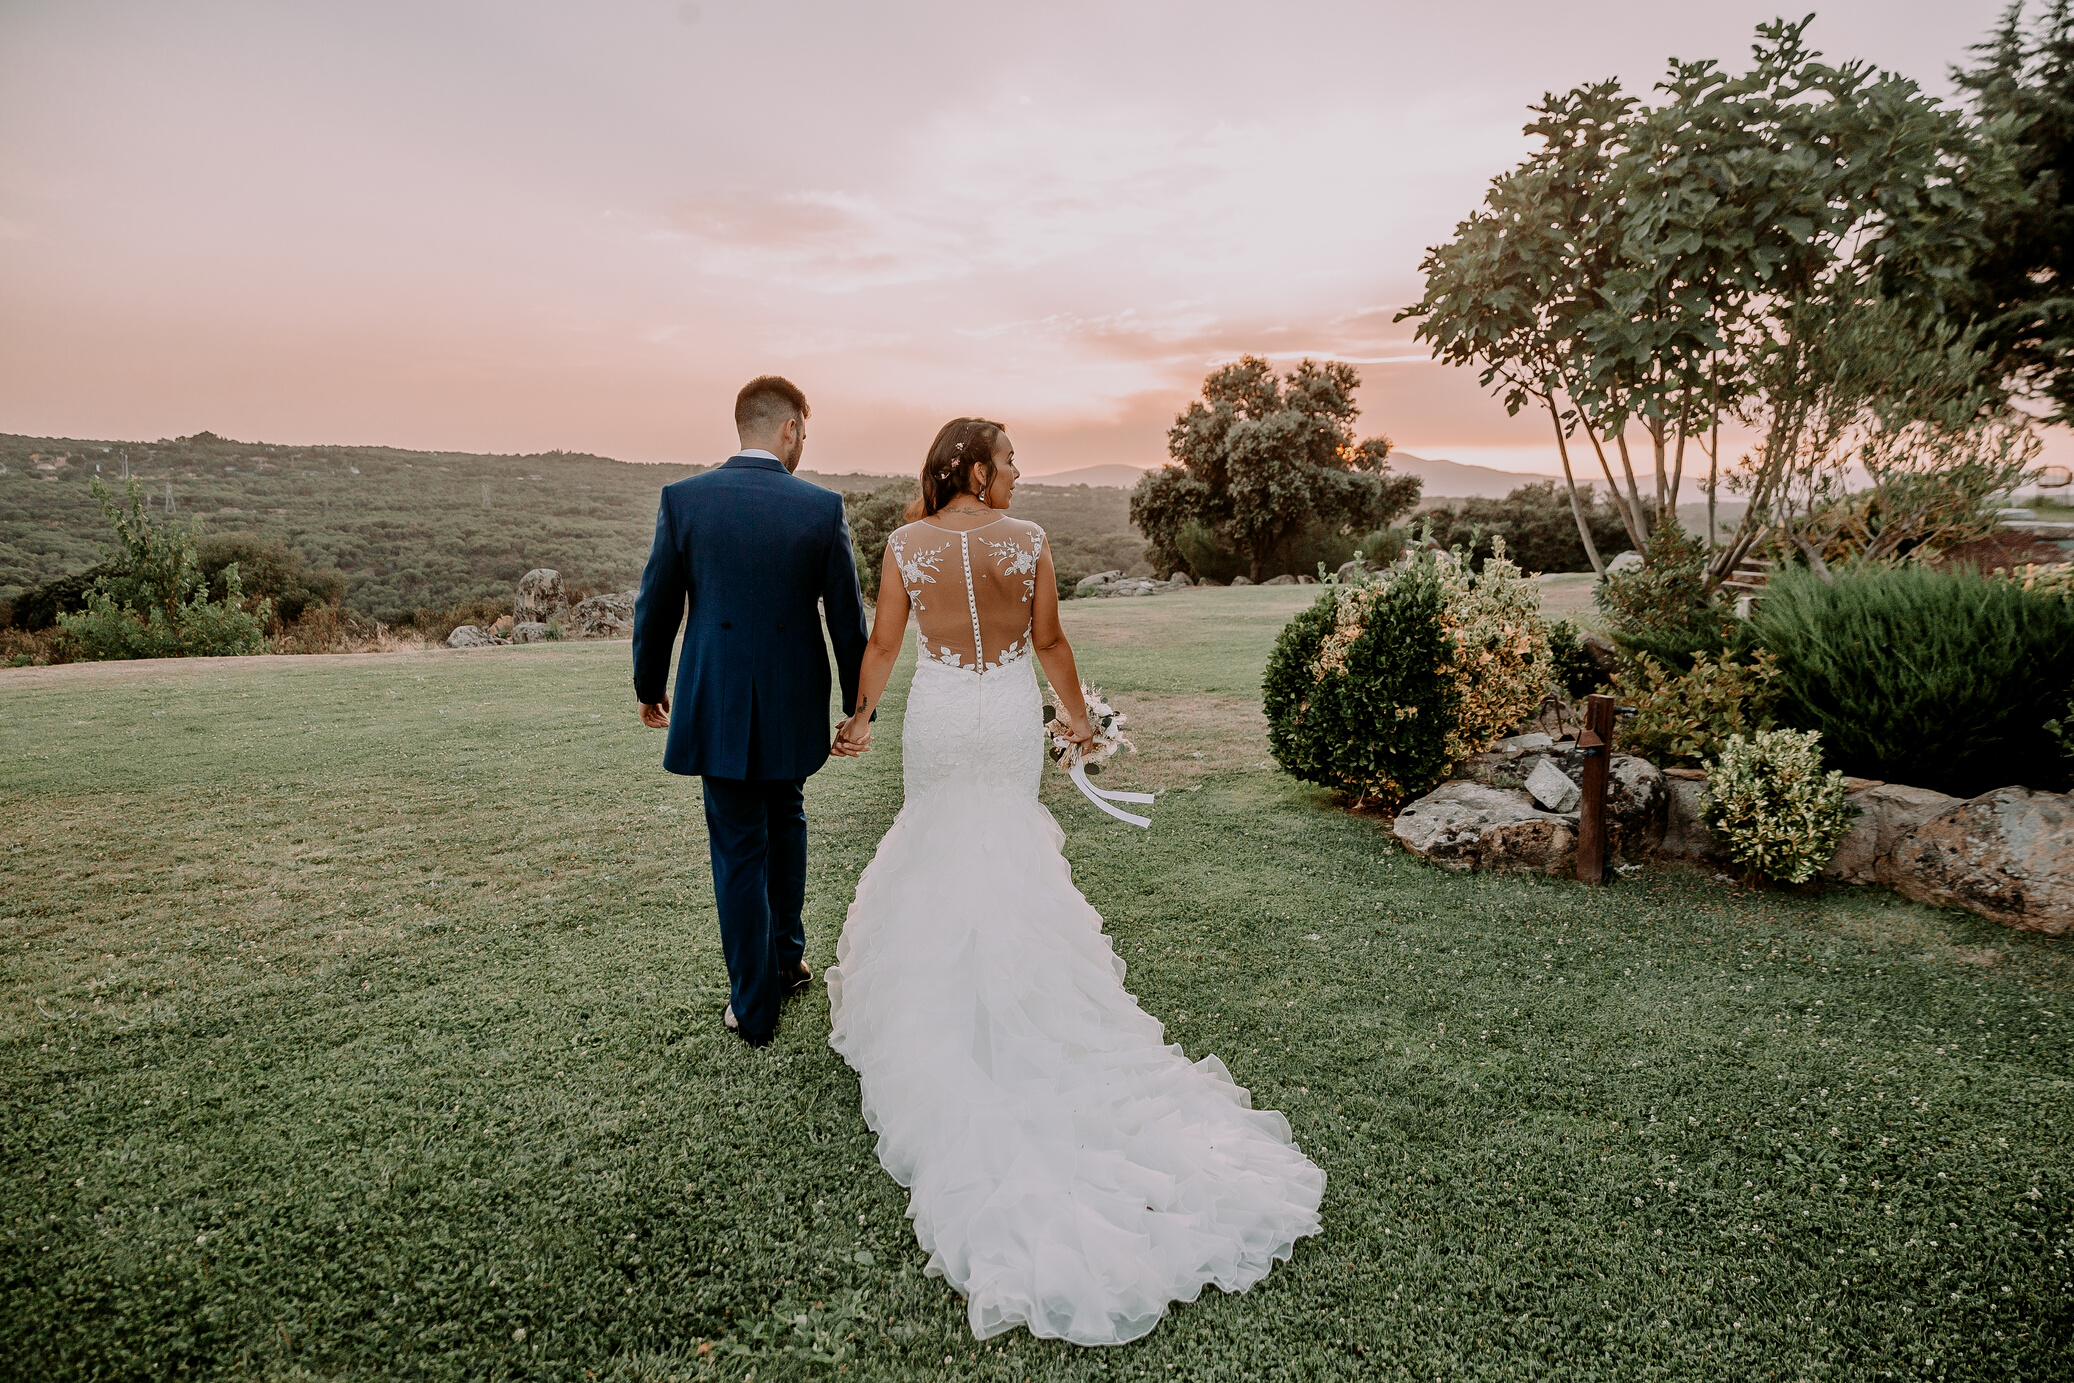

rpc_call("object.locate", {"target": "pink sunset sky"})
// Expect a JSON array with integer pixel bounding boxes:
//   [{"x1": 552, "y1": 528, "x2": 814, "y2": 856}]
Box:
[{"x1": 0, "y1": 0, "x2": 2032, "y2": 479}]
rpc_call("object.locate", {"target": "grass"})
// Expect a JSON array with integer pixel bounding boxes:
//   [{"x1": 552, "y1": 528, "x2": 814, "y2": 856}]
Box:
[{"x1": 3, "y1": 586, "x2": 2069, "y2": 1382}]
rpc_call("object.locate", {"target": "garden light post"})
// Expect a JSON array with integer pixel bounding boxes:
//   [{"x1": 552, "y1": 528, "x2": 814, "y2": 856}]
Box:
[{"x1": 1577, "y1": 693, "x2": 1615, "y2": 885}]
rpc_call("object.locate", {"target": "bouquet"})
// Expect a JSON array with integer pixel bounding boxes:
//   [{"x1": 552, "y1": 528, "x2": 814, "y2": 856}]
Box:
[{"x1": 1043, "y1": 684, "x2": 1153, "y2": 828}]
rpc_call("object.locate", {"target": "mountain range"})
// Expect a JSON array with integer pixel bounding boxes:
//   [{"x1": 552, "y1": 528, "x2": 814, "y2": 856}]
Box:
[{"x1": 1024, "y1": 453, "x2": 1568, "y2": 499}]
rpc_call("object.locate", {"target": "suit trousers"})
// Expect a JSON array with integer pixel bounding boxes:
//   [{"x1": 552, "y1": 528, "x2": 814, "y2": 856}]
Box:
[{"x1": 701, "y1": 774, "x2": 807, "y2": 1039}]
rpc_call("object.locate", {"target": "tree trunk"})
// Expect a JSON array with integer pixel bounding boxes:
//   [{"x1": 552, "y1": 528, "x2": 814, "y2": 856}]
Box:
[
  {"x1": 1613, "y1": 431, "x2": 1652, "y2": 545},
  {"x1": 1545, "y1": 396, "x2": 1605, "y2": 576},
  {"x1": 1580, "y1": 416, "x2": 1648, "y2": 551}
]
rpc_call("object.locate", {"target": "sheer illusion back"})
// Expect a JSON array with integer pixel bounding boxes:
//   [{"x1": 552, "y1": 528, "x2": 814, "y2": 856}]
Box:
[{"x1": 887, "y1": 517, "x2": 1045, "y2": 673}]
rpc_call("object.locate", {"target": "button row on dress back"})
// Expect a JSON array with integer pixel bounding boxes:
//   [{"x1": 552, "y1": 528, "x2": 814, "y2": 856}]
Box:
[{"x1": 959, "y1": 532, "x2": 984, "y2": 669}]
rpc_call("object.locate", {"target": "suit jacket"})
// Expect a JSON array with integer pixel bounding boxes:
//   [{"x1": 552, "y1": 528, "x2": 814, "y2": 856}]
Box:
[{"x1": 632, "y1": 453, "x2": 869, "y2": 780}]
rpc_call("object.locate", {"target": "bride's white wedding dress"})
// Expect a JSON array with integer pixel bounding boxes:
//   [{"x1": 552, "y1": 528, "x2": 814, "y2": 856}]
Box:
[{"x1": 825, "y1": 516, "x2": 1324, "y2": 1347}]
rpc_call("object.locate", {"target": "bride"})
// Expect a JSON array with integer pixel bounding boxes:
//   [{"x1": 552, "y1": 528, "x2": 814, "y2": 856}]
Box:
[{"x1": 823, "y1": 417, "x2": 1324, "y2": 1346}]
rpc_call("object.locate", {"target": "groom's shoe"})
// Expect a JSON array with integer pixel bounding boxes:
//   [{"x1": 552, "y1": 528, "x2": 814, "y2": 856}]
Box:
[
  {"x1": 779, "y1": 962, "x2": 813, "y2": 999},
  {"x1": 723, "y1": 1005, "x2": 774, "y2": 1049}
]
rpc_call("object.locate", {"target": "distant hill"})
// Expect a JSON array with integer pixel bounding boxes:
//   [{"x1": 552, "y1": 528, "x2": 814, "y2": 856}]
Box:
[
  {"x1": 1022, "y1": 464, "x2": 1152, "y2": 489},
  {"x1": 1035, "y1": 454, "x2": 1584, "y2": 500},
  {"x1": 0, "y1": 435, "x2": 1148, "y2": 621}
]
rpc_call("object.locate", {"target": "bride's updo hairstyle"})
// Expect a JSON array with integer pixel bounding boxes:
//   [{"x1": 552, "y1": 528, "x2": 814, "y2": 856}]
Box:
[{"x1": 906, "y1": 417, "x2": 1008, "y2": 521}]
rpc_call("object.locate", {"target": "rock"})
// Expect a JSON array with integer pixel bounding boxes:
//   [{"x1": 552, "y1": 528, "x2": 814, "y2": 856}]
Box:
[
  {"x1": 1605, "y1": 550, "x2": 1644, "y2": 574},
  {"x1": 1822, "y1": 783, "x2": 1956, "y2": 885},
  {"x1": 1660, "y1": 776, "x2": 1724, "y2": 864},
  {"x1": 1605, "y1": 755, "x2": 1668, "y2": 859},
  {"x1": 511, "y1": 621, "x2": 552, "y2": 644},
  {"x1": 1262, "y1": 573, "x2": 1299, "y2": 586},
  {"x1": 1498, "y1": 732, "x2": 1554, "y2": 757},
  {"x1": 1579, "y1": 630, "x2": 1620, "y2": 674},
  {"x1": 1392, "y1": 782, "x2": 1578, "y2": 875},
  {"x1": 1297, "y1": 574, "x2": 1318, "y2": 584},
  {"x1": 1526, "y1": 758, "x2": 1583, "y2": 813},
  {"x1": 1335, "y1": 559, "x2": 1372, "y2": 583},
  {"x1": 1197, "y1": 577, "x2": 1225, "y2": 587},
  {"x1": 1229, "y1": 574, "x2": 1254, "y2": 586},
  {"x1": 1168, "y1": 571, "x2": 1194, "y2": 587},
  {"x1": 569, "y1": 590, "x2": 636, "y2": 639},
  {"x1": 1075, "y1": 570, "x2": 1124, "y2": 596},
  {"x1": 1449, "y1": 748, "x2": 1663, "y2": 863},
  {"x1": 1888, "y1": 787, "x2": 2074, "y2": 935},
  {"x1": 491, "y1": 614, "x2": 514, "y2": 636},
  {"x1": 446, "y1": 625, "x2": 498, "y2": 648},
  {"x1": 515, "y1": 568, "x2": 568, "y2": 626}
]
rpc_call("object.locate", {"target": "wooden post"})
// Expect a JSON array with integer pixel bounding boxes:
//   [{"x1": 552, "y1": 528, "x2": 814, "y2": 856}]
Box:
[{"x1": 1577, "y1": 692, "x2": 1616, "y2": 885}]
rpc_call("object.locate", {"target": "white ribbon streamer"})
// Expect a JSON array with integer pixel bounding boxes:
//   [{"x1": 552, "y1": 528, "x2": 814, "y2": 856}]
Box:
[{"x1": 1069, "y1": 758, "x2": 1154, "y2": 828}]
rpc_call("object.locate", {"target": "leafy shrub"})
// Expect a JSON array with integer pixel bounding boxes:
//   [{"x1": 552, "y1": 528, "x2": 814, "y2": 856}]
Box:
[
  {"x1": 1264, "y1": 543, "x2": 1553, "y2": 806},
  {"x1": 1175, "y1": 521, "x2": 1246, "y2": 584},
  {"x1": 1264, "y1": 561, "x2": 1459, "y2": 805},
  {"x1": 841, "y1": 479, "x2": 916, "y2": 597},
  {"x1": 1546, "y1": 619, "x2": 1605, "y2": 699},
  {"x1": 7, "y1": 561, "x2": 122, "y2": 631},
  {"x1": 51, "y1": 479, "x2": 271, "y2": 660},
  {"x1": 1431, "y1": 541, "x2": 1552, "y2": 760},
  {"x1": 1755, "y1": 561, "x2": 2074, "y2": 796},
  {"x1": 1612, "y1": 651, "x2": 1783, "y2": 766},
  {"x1": 1422, "y1": 481, "x2": 1630, "y2": 574},
  {"x1": 195, "y1": 536, "x2": 345, "y2": 626},
  {"x1": 1595, "y1": 519, "x2": 1748, "y2": 670},
  {"x1": 1702, "y1": 729, "x2": 1858, "y2": 884}
]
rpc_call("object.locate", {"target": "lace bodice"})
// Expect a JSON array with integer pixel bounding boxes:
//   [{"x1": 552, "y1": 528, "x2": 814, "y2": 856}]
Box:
[{"x1": 887, "y1": 517, "x2": 1046, "y2": 673}]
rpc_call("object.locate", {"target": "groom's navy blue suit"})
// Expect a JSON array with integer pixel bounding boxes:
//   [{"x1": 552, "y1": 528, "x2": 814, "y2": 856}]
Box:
[{"x1": 633, "y1": 452, "x2": 869, "y2": 1041}]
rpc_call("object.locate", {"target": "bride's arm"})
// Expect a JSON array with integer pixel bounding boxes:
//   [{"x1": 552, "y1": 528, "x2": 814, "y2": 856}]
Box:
[
  {"x1": 1030, "y1": 546, "x2": 1093, "y2": 747},
  {"x1": 832, "y1": 546, "x2": 910, "y2": 754}
]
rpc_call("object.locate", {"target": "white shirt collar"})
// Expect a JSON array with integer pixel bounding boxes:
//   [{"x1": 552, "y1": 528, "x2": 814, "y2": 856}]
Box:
[{"x1": 736, "y1": 448, "x2": 780, "y2": 462}]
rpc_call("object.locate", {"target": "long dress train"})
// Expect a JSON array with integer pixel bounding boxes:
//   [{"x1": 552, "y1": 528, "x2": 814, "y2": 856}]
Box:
[{"x1": 824, "y1": 517, "x2": 1325, "y2": 1346}]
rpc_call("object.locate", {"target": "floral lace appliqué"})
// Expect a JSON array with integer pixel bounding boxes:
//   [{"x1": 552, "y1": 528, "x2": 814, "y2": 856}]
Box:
[{"x1": 981, "y1": 531, "x2": 1044, "y2": 603}]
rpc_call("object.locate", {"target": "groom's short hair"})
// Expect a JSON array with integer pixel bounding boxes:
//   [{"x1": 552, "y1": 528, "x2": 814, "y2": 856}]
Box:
[{"x1": 735, "y1": 375, "x2": 810, "y2": 433}]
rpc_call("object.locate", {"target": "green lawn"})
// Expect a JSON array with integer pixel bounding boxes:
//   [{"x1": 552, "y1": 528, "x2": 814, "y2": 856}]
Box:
[{"x1": 3, "y1": 587, "x2": 2068, "y2": 1382}]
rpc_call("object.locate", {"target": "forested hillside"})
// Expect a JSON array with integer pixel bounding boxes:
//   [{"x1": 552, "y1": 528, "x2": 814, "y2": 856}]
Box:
[{"x1": 0, "y1": 433, "x2": 1146, "y2": 623}]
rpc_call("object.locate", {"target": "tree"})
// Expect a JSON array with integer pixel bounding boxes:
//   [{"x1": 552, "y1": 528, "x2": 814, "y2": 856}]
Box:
[
  {"x1": 1131, "y1": 357, "x2": 1417, "y2": 582},
  {"x1": 1403, "y1": 18, "x2": 2012, "y2": 586},
  {"x1": 1953, "y1": 1, "x2": 2074, "y2": 423}
]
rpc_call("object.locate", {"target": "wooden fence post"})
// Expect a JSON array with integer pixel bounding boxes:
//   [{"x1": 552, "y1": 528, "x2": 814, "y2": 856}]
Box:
[{"x1": 1577, "y1": 692, "x2": 1616, "y2": 885}]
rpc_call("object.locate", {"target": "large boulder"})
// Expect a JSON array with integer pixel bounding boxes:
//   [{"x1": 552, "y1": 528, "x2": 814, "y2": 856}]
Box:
[
  {"x1": 569, "y1": 590, "x2": 636, "y2": 639},
  {"x1": 515, "y1": 568, "x2": 569, "y2": 626},
  {"x1": 1075, "y1": 570, "x2": 1124, "y2": 596},
  {"x1": 1822, "y1": 782, "x2": 1958, "y2": 884},
  {"x1": 1262, "y1": 573, "x2": 1300, "y2": 586},
  {"x1": 1888, "y1": 788, "x2": 2074, "y2": 935},
  {"x1": 1392, "y1": 782, "x2": 1578, "y2": 875},
  {"x1": 446, "y1": 624, "x2": 498, "y2": 649},
  {"x1": 1229, "y1": 574, "x2": 1254, "y2": 586},
  {"x1": 1605, "y1": 550, "x2": 1644, "y2": 574},
  {"x1": 511, "y1": 621, "x2": 552, "y2": 644},
  {"x1": 1168, "y1": 570, "x2": 1194, "y2": 587}
]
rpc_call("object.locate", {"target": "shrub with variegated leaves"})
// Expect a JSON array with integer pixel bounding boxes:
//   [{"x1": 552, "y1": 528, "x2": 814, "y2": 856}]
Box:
[{"x1": 1701, "y1": 729, "x2": 1857, "y2": 884}]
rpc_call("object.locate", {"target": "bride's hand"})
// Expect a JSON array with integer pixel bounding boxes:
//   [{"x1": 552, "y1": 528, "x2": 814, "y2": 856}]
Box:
[
  {"x1": 1066, "y1": 712, "x2": 1094, "y2": 749},
  {"x1": 831, "y1": 710, "x2": 873, "y2": 756}
]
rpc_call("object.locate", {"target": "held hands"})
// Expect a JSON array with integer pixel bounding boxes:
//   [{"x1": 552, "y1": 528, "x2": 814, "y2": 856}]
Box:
[{"x1": 830, "y1": 706, "x2": 873, "y2": 757}]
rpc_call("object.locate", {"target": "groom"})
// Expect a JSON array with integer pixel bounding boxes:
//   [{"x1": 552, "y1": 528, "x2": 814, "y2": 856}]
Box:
[{"x1": 632, "y1": 375, "x2": 870, "y2": 1047}]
